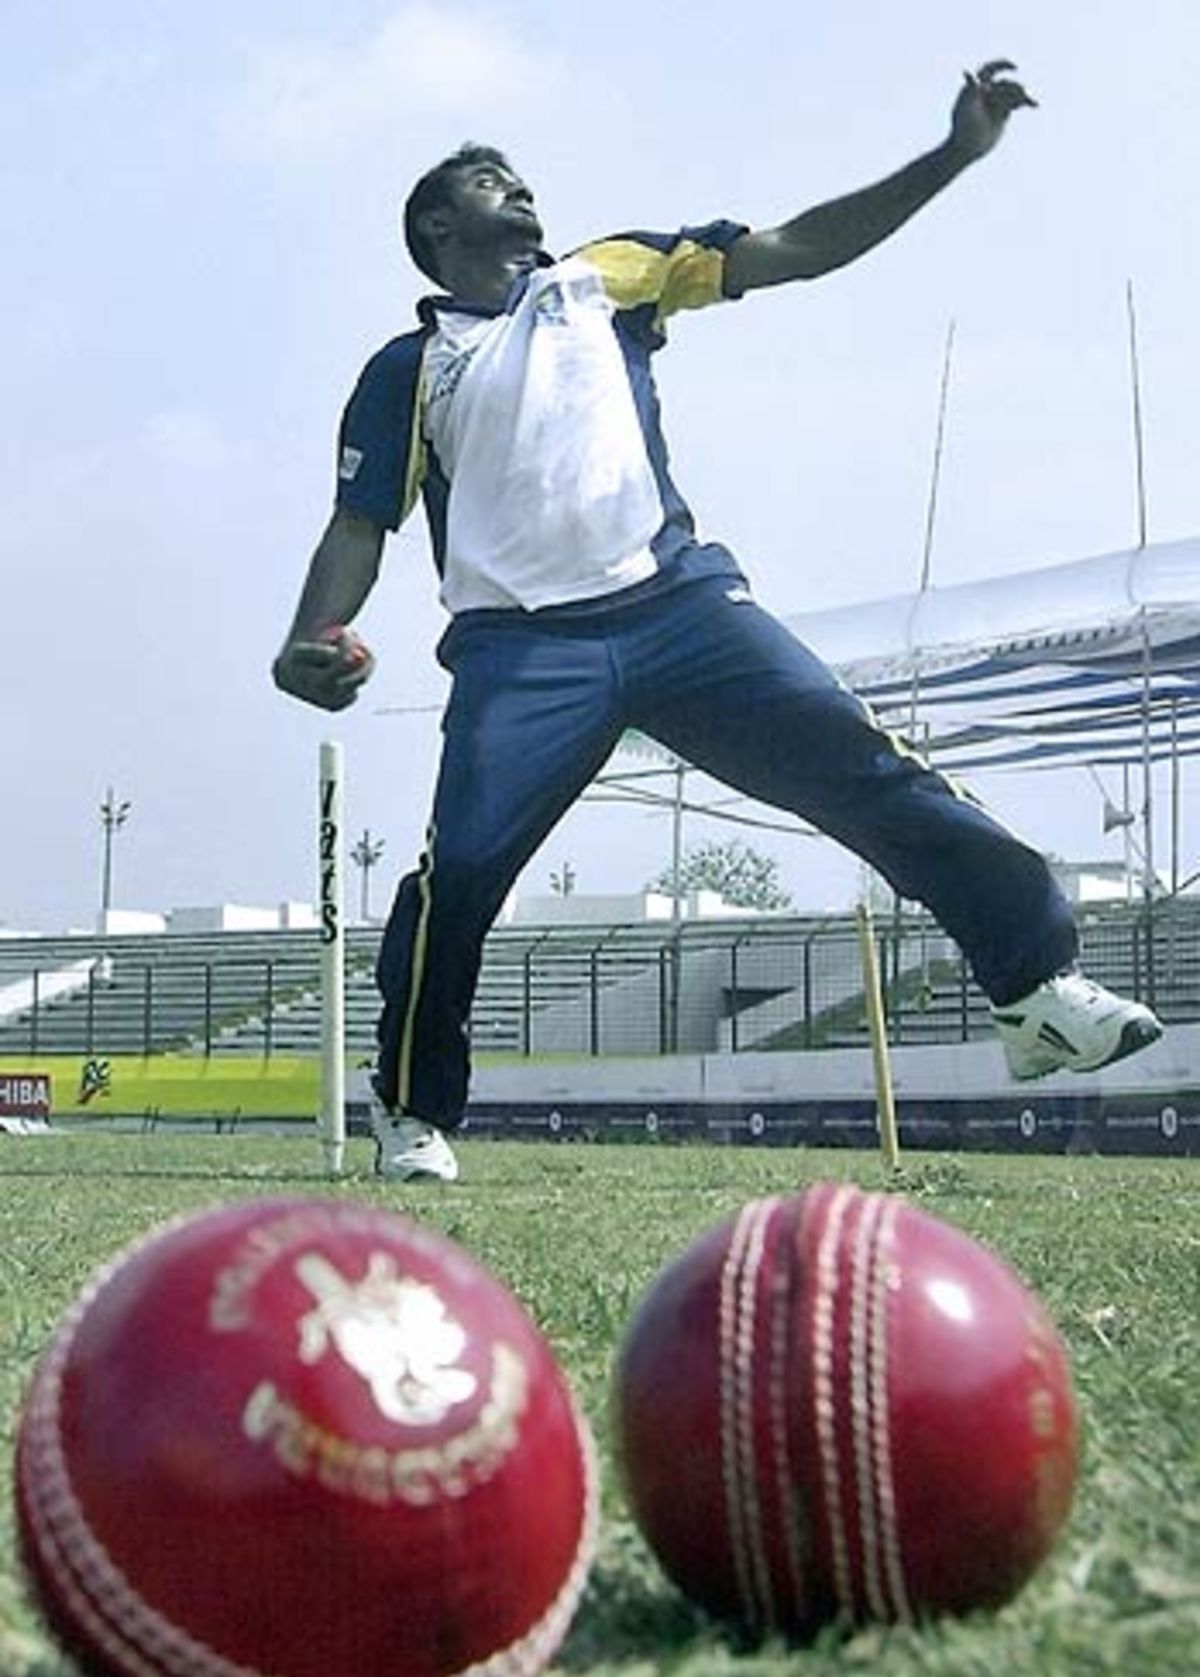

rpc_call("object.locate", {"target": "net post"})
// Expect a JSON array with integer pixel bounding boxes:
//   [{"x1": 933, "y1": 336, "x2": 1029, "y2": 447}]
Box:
[{"x1": 318, "y1": 740, "x2": 346, "y2": 1176}]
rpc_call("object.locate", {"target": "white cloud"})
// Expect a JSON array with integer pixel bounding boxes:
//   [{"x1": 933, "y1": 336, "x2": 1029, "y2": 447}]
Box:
[{"x1": 230, "y1": 4, "x2": 561, "y2": 159}]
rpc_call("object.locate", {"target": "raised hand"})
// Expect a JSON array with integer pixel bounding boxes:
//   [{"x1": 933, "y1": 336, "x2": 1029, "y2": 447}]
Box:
[{"x1": 950, "y1": 60, "x2": 1037, "y2": 163}]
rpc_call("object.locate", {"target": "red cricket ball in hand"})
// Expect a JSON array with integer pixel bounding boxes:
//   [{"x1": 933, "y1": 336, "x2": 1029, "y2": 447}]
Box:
[
  {"x1": 613, "y1": 1183, "x2": 1078, "y2": 1640},
  {"x1": 318, "y1": 623, "x2": 372, "y2": 672}
]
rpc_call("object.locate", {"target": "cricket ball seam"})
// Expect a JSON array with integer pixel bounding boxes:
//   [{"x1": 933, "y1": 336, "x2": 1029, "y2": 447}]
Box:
[
  {"x1": 718, "y1": 1196, "x2": 761, "y2": 1627},
  {"x1": 811, "y1": 1184, "x2": 855, "y2": 1619},
  {"x1": 736, "y1": 1197, "x2": 779, "y2": 1629},
  {"x1": 848, "y1": 1189, "x2": 886, "y2": 1621},
  {"x1": 868, "y1": 1196, "x2": 912, "y2": 1622},
  {"x1": 769, "y1": 1206, "x2": 807, "y2": 1628}
]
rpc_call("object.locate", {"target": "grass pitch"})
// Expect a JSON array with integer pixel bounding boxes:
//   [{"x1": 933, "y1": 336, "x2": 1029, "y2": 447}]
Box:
[{"x1": 0, "y1": 1133, "x2": 1197, "y2": 1675}]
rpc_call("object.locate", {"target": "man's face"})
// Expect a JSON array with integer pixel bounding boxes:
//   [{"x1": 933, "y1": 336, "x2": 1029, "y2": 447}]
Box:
[{"x1": 442, "y1": 159, "x2": 543, "y2": 253}]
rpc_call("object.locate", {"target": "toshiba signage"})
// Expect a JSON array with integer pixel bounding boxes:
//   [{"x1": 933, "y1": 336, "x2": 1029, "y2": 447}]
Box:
[{"x1": 0, "y1": 1074, "x2": 51, "y2": 1118}]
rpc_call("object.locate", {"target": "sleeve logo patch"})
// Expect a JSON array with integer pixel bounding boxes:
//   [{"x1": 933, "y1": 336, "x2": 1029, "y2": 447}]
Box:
[{"x1": 339, "y1": 446, "x2": 365, "y2": 482}]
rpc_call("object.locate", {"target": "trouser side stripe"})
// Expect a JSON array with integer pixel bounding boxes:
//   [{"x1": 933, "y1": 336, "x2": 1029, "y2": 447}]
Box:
[{"x1": 396, "y1": 824, "x2": 436, "y2": 1114}]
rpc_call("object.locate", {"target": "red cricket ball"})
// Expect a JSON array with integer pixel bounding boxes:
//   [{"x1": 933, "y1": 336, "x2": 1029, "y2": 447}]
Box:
[
  {"x1": 318, "y1": 623, "x2": 371, "y2": 670},
  {"x1": 15, "y1": 1197, "x2": 596, "y2": 1677},
  {"x1": 614, "y1": 1183, "x2": 1078, "y2": 1640}
]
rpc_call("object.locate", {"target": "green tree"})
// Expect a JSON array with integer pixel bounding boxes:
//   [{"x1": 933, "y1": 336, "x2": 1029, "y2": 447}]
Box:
[{"x1": 648, "y1": 838, "x2": 793, "y2": 911}]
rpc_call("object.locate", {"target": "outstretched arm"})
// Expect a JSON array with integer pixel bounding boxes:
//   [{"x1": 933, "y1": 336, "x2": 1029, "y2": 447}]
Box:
[
  {"x1": 724, "y1": 61, "x2": 1035, "y2": 295},
  {"x1": 272, "y1": 508, "x2": 384, "y2": 711}
]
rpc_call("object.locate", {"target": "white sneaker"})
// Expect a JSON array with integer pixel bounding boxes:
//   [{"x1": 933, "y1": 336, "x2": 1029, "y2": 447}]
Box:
[
  {"x1": 992, "y1": 972, "x2": 1163, "y2": 1081},
  {"x1": 371, "y1": 1103, "x2": 459, "y2": 1182}
]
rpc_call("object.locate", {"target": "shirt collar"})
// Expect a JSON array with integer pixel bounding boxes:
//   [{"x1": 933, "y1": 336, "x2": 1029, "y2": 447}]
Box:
[{"x1": 416, "y1": 250, "x2": 556, "y2": 326}]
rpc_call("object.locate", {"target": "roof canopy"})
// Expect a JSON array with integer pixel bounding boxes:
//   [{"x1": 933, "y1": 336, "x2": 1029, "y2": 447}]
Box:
[{"x1": 785, "y1": 539, "x2": 1200, "y2": 773}]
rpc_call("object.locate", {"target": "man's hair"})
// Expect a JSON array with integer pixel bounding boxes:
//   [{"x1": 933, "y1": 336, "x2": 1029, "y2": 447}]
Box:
[{"x1": 403, "y1": 142, "x2": 513, "y2": 283}]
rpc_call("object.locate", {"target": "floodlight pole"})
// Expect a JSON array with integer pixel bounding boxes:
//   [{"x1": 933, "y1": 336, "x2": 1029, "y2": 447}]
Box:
[
  {"x1": 351, "y1": 828, "x2": 386, "y2": 923},
  {"x1": 99, "y1": 787, "x2": 132, "y2": 922}
]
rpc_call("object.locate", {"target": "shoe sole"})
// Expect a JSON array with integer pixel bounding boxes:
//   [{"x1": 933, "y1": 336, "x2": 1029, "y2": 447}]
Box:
[
  {"x1": 376, "y1": 1167, "x2": 459, "y2": 1182},
  {"x1": 1007, "y1": 1014, "x2": 1163, "y2": 1080}
]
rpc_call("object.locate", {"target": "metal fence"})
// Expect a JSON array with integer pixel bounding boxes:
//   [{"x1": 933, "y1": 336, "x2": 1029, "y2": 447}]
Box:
[
  {"x1": 2, "y1": 900, "x2": 1197, "y2": 1061},
  {"x1": 467, "y1": 899, "x2": 1200, "y2": 1057}
]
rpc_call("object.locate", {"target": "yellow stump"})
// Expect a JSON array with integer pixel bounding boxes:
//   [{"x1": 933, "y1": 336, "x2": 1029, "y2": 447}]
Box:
[{"x1": 856, "y1": 901, "x2": 901, "y2": 1173}]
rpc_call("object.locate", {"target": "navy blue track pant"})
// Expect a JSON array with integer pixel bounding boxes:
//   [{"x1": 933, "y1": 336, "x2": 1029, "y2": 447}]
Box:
[{"x1": 375, "y1": 576, "x2": 1078, "y2": 1127}]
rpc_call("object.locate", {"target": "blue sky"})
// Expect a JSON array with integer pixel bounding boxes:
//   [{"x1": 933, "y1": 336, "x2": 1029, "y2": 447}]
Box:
[{"x1": 5, "y1": 2, "x2": 1198, "y2": 930}]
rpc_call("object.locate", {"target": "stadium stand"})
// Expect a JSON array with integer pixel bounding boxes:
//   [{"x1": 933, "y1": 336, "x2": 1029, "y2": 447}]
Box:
[{"x1": 0, "y1": 898, "x2": 1196, "y2": 1063}]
